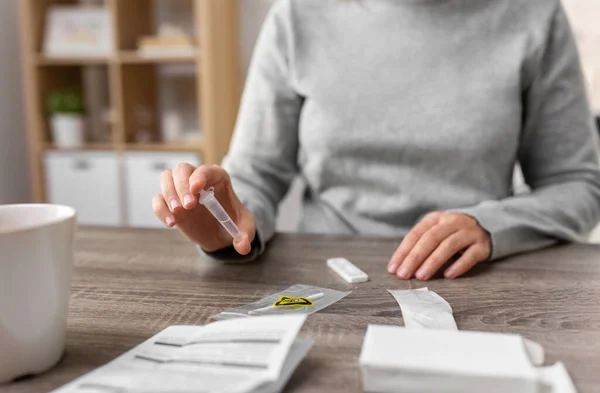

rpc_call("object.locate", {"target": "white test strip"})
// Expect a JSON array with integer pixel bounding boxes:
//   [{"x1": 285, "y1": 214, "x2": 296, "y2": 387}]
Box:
[{"x1": 327, "y1": 258, "x2": 369, "y2": 284}]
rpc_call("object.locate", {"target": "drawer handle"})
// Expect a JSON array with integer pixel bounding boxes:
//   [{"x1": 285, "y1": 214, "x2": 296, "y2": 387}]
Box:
[
  {"x1": 151, "y1": 162, "x2": 168, "y2": 172},
  {"x1": 73, "y1": 160, "x2": 91, "y2": 171}
]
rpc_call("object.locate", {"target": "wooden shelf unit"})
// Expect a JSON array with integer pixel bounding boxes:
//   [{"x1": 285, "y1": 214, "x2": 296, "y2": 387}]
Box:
[
  {"x1": 20, "y1": 0, "x2": 241, "y2": 203},
  {"x1": 125, "y1": 142, "x2": 204, "y2": 152},
  {"x1": 45, "y1": 142, "x2": 116, "y2": 151},
  {"x1": 117, "y1": 51, "x2": 197, "y2": 64},
  {"x1": 35, "y1": 55, "x2": 111, "y2": 66}
]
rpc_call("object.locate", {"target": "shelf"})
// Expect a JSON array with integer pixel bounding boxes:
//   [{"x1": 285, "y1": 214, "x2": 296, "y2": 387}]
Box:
[
  {"x1": 45, "y1": 142, "x2": 203, "y2": 153},
  {"x1": 117, "y1": 51, "x2": 197, "y2": 64},
  {"x1": 45, "y1": 143, "x2": 115, "y2": 151},
  {"x1": 36, "y1": 55, "x2": 111, "y2": 66},
  {"x1": 125, "y1": 142, "x2": 203, "y2": 152},
  {"x1": 35, "y1": 52, "x2": 197, "y2": 66},
  {"x1": 21, "y1": 0, "x2": 240, "y2": 203}
]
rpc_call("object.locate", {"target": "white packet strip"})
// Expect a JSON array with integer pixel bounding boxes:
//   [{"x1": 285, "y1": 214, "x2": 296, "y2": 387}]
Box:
[{"x1": 388, "y1": 288, "x2": 458, "y2": 330}]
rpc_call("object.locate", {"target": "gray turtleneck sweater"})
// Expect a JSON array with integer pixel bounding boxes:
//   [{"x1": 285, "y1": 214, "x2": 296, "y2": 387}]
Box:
[{"x1": 217, "y1": 0, "x2": 600, "y2": 261}]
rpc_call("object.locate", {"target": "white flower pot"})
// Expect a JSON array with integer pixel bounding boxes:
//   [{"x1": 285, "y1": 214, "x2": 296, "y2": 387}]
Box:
[{"x1": 50, "y1": 115, "x2": 86, "y2": 148}]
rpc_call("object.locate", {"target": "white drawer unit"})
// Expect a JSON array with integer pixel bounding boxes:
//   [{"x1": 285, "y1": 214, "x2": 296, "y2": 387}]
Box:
[
  {"x1": 44, "y1": 151, "x2": 123, "y2": 226},
  {"x1": 124, "y1": 152, "x2": 202, "y2": 228}
]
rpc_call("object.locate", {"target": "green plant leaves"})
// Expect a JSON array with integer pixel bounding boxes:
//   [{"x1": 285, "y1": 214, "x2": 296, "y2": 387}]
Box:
[{"x1": 47, "y1": 89, "x2": 86, "y2": 115}]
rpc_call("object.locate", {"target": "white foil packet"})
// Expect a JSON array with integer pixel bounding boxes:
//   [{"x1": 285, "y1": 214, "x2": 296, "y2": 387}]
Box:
[{"x1": 388, "y1": 287, "x2": 457, "y2": 330}]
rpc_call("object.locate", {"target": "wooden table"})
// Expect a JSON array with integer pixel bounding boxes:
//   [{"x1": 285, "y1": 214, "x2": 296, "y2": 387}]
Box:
[{"x1": 5, "y1": 228, "x2": 600, "y2": 393}]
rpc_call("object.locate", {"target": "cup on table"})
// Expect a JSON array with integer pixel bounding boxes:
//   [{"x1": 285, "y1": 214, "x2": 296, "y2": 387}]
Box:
[{"x1": 0, "y1": 204, "x2": 76, "y2": 384}]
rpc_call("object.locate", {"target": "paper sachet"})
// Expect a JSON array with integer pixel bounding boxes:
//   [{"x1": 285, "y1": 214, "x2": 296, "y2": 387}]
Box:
[
  {"x1": 212, "y1": 284, "x2": 351, "y2": 320},
  {"x1": 388, "y1": 287, "x2": 457, "y2": 330}
]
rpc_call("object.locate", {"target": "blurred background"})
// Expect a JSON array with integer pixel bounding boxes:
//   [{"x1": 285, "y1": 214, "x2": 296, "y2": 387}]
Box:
[{"x1": 0, "y1": 0, "x2": 598, "y2": 235}]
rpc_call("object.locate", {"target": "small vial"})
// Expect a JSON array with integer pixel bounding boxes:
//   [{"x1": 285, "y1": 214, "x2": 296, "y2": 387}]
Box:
[{"x1": 198, "y1": 188, "x2": 243, "y2": 242}]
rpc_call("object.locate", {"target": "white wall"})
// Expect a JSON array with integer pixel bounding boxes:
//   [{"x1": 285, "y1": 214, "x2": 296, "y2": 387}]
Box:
[{"x1": 0, "y1": 0, "x2": 30, "y2": 204}]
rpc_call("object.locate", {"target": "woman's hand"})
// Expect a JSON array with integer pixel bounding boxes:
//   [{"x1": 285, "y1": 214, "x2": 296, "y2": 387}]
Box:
[
  {"x1": 153, "y1": 164, "x2": 256, "y2": 255},
  {"x1": 387, "y1": 212, "x2": 491, "y2": 280}
]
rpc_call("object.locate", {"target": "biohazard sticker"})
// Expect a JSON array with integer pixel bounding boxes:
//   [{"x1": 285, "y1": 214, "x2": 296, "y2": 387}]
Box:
[{"x1": 273, "y1": 296, "x2": 315, "y2": 307}]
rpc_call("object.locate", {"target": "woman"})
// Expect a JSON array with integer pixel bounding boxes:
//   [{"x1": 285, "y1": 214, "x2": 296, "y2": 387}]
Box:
[{"x1": 153, "y1": 0, "x2": 600, "y2": 280}]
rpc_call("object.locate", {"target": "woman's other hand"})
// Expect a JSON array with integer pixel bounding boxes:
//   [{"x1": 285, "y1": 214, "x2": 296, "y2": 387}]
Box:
[
  {"x1": 153, "y1": 163, "x2": 256, "y2": 255},
  {"x1": 387, "y1": 212, "x2": 491, "y2": 280}
]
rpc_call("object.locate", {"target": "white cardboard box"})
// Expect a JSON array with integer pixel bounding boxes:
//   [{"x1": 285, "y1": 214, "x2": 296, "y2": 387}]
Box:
[{"x1": 359, "y1": 325, "x2": 554, "y2": 393}]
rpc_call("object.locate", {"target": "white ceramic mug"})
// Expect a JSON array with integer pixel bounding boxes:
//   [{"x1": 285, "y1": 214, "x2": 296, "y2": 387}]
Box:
[{"x1": 0, "y1": 204, "x2": 76, "y2": 384}]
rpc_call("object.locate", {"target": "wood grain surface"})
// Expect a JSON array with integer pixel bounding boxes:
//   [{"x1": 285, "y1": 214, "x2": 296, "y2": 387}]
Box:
[{"x1": 4, "y1": 228, "x2": 600, "y2": 393}]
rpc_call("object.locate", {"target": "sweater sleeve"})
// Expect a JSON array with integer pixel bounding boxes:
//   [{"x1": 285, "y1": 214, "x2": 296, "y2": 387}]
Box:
[
  {"x1": 457, "y1": 2, "x2": 600, "y2": 260},
  {"x1": 221, "y1": 0, "x2": 302, "y2": 255}
]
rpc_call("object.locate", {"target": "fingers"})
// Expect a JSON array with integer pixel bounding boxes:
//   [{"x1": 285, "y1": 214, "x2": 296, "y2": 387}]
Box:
[
  {"x1": 414, "y1": 231, "x2": 473, "y2": 280},
  {"x1": 388, "y1": 212, "x2": 441, "y2": 274},
  {"x1": 160, "y1": 163, "x2": 202, "y2": 213},
  {"x1": 444, "y1": 244, "x2": 489, "y2": 279},
  {"x1": 233, "y1": 234, "x2": 252, "y2": 256},
  {"x1": 156, "y1": 163, "x2": 255, "y2": 256},
  {"x1": 152, "y1": 194, "x2": 175, "y2": 228},
  {"x1": 388, "y1": 212, "x2": 491, "y2": 281},
  {"x1": 160, "y1": 169, "x2": 182, "y2": 213},
  {"x1": 231, "y1": 210, "x2": 257, "y2": 256},
  {"x1": 189, "y1": 165, "x2": 230, "y2": 195},
  {"x1": 395, "y1": 223, "x2": 460, "y2": 280},
  {"x1": 173, "y1": 163, "x2": 197, "y2": 210}
]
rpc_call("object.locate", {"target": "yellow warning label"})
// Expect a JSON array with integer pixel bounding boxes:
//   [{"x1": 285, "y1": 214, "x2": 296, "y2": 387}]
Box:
[{"x1": 273, "y1": 296, "x2": 315, "y2": 307}]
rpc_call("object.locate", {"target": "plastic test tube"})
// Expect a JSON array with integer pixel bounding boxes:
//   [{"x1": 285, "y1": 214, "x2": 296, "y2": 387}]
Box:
[{"x1": 199, "y1": 188, "x2": 243, "y2": 242}]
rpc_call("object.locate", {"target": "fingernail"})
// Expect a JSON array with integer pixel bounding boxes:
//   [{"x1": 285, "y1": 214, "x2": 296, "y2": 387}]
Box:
[
  {"x1": 387, "y1": 263, "x2": 398, "y2": 274},
  {"x1": 445, "y1": 269, "x2": 455, "y2": 279},
  {"x1": 170, "y1": 199, "x2": 181, "y2": 210},
  {"x1": 183, "y1": 194, "x2": 193, "y2": 207},
  {"x1": 416, "y1": 270, "x2": 428, "y2": 281},
  {"x1": 165, "y1": 216, "x2": 175, "y2": 227},
  {"x1": 397, "y1": 267, "x2": 410, "y2": 279}
]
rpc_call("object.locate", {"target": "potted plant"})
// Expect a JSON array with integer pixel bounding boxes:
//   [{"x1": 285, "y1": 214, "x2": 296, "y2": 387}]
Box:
[{"x1": 47, "y1": 89, "x2": 86, "y2": 148}]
